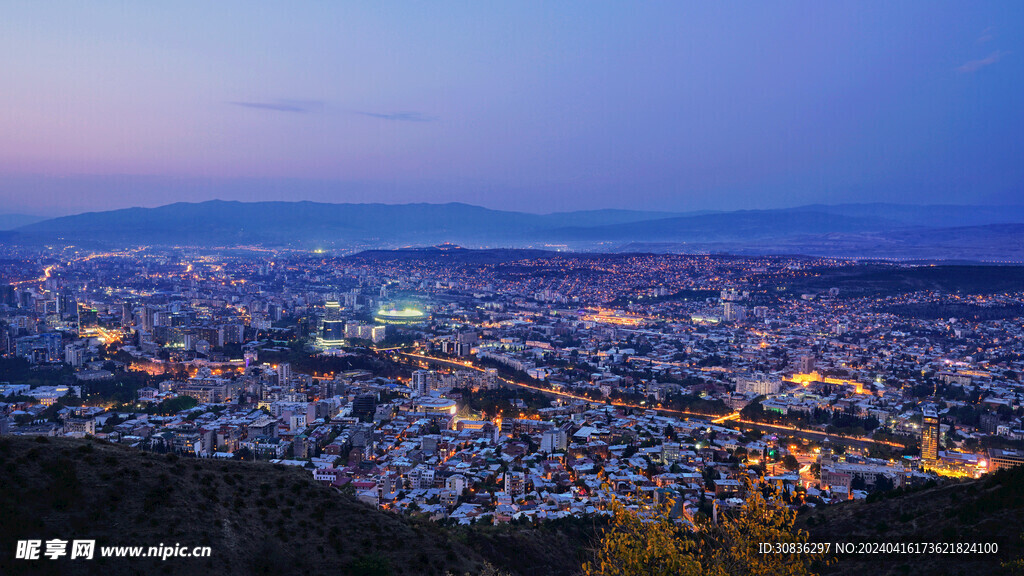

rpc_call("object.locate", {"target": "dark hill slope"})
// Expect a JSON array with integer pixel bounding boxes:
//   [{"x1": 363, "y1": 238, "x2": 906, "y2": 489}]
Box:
[
  {"x1": 0, "y1": 436, "x2": 594, "y2": 576},
  {"x1": 800, "y1": 466, "x2": 1024, "y2": 576}
]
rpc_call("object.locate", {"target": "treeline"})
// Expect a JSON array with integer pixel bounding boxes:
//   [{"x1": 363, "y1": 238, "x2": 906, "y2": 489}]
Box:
[
  {"x1": 0, "y1": 357, "x2": 74, "y2": 387},
  {"x1": 452, "y1": 387, "x2": 552, "y2": 419},
  {"x1": 741, "y1": 401, "x2": 879, "y2": 436},
  {"x1": 583, "y1": 483, "x2": 826, "y2": 576},
  {"x1": 258, "y1": 344, "x2": 407, "y2": 379}
]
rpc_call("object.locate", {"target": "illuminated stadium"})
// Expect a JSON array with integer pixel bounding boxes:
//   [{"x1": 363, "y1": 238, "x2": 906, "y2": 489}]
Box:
[
  {"x1": 414, "y1": 397, "x2": 457, "y2": 416},
  {"x1": 374, "y1": 306, "x2": 429, "y2": 325}
]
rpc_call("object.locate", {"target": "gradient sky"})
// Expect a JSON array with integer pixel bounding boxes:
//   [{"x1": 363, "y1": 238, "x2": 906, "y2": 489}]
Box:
[{"x1": 1, "y1": 2, "x2": 1021, "y2": 215}]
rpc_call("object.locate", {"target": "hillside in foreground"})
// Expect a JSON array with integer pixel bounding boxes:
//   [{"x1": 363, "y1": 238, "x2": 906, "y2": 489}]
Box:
[
  {"x1": 0, "y1": 436, "x2": 595, "y2": 576},
  {"x1": 11, "y1": 434, "x2": 1024, "y2": 576},
  {"x1": 801, "y1": 466, "x2": 1024, "y2": 576}
]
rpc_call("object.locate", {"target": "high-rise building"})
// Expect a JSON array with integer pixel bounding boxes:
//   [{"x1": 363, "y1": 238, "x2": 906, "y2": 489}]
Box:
[
  {"x1": 56, "y1": 293, "x2": 76, "y2": 316},
  {"x1": 277, "y1": 363, "x2": 292, "y2": 384},
  {"x1": 320, "y1": 320, "x2": 345, "y2": 347},
  {"x1": 121, "y1": 302, "x2": 134, "y2": 328},
  {"x1": 0, "y1": 285, "x2": 15, "y2": 307},
  {"x1": 482, "y1": 368, "x2": 499, "y2": 390},
  {"x1": 324, "y1": 300, "x2": 341, "y2": 319},
  {"x1": 15, "y1": 333, "x2": 62, "y2": 363},
  {"x1": 541, "y1": 427, "x2": 568, "y2": 453},
  {"x1": 64, "y1": 345, "x2": 85, "y2": 368},
  {"x1": 735, "y1": 372, "x2": 782, "y2": 396},
  {"x1": 37, "y1": 299, "x2": 57, "y2": 316},
  {"x1": 721, "y1": 288, "x2": 743, "y2": 301},
  {"x1": 411, "y1": 370, "x2": 432, "y2": 397},
  {"x1": 141, "y1": 306, "x2": 156, "y2": 332},
  {"x1": 218, "y1": 324, "x2": 244, "y2": 346},
  {"x1": 797, "y1": 355, "x2": 816, "y2": 374},
  {"x1": 0, "y1": 323, "x2": 10, "y2": 356},
  {"x1": 922, "y1": 408, "x2": 940, "y2": 461},
  {"x1": 344, "y1": 322, "x2": 361, "y2": 338},
  {"x1": 723, "y1": 302, "x2": 746, "y2": 321},
  {"x1": 351, "y1": 394, "x2": 377, "y2": 419},
  {"x1": 662, "y1": 442, "x2": 681, "y2": 464},
  {"x1": 505, "y1": 471, "x2": 526, "y2": 496}
]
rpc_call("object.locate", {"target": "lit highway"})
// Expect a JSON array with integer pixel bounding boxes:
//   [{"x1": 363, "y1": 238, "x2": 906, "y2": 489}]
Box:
[
  {"x1": 396, "y1": 351, "x2": 728, "y2": 421},
  {"x1": 396, "y1": 352, "x2": 903, "y2": 448},
  {"x1": 730, "y1": 419, "x2": 904, "y2": 449}
]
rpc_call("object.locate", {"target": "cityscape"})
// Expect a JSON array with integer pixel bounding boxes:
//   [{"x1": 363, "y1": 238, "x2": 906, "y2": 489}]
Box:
[
  {"x1": 2, "y1": 3, "x2": 1024, "y2": 576},
  {"x1": 4, "y1": 242, "x2": 1024, "y2": 574}
]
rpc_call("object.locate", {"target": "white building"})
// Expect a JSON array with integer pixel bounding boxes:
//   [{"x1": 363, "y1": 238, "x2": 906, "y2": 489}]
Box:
[
  {"x1": 735, "y1": 372, "x2": 782, "y2": 396},
  {"x1": 411, "y1": 370, "x2": 432, "y2": 397},
  {"x1": 723, "y1": 302, "x2": 747, "y2": 321},
  {"x1": 446, "y1": 473, "x2": 468, "y2": 494},
  {"x1": 541, "y1": 428, "x2": 568, "y2": 453},
  {"x1": 277, "y1": 362, "x2": 292, "y2": 384},
  {"x1": 64, "y1": 345, "x2": 85, "y2": 368}
]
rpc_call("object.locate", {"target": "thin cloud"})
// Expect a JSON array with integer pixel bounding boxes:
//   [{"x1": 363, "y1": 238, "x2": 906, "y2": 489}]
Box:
[
  {"x1": 957, "y1": 50, "x2": 1007, "y2": 73},
  {"x1": 978, "y1": 27, "x2": 994, "y2": 43},
  {"x1": 358, "y1": 111, "x2": 437, "y2": 122},
  {"x1": 229, "y1": 100, "x2": 324, "y2": 113}
]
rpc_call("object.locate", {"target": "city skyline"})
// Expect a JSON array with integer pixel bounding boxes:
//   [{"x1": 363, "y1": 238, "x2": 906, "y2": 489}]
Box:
[
  {"x1": 5, "y1": 4, "x2": 1024, "y2": 575},
  {"x1": 4, "y1": 243, "x2": 1024, "y2": 575},
  {"x1": 2, "y1": 2, "x2": 1022, "y2": 215}
]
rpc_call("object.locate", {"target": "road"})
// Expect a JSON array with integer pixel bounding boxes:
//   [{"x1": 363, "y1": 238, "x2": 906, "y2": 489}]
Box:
[
  {"x1": 395, "y1": 351, "x2": 731, "y2": 421},
  {"x1": 394, "y1": 351, "x2": 903, "y2": 450},
  {"x1": 730, "y1": 419, "x2": 903, "y2": 449}
]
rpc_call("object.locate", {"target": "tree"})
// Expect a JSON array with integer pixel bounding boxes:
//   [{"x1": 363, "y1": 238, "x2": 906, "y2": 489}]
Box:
[
  {"x1": 349, "y1": 553, "x2": 390, "y2": 576},
  {"x1": 583, "y1": 481, "x2": 827, "y2": 576},
  {"x1": 782, "y1": 454, "x2": 800, "y2": 471},
  {"x1": 700, "y1": 482, "x2": 827, "y2": 576},
  {"x1": 153, "y1": 395, "x2": 198, "y2": 415},
  {"x1": 582, "y1": 499, "x2": 703, "y2": 576},
  {"x1": 1003, "y1": 533, "x2": 1024, "y2": 575},
  {"x1": 873, "y1": 475, "x2": 894, "y2": 493}
]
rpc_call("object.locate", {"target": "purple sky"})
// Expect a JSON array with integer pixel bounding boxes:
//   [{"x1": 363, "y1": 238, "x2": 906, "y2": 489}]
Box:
[{"x1": 1, "y1": 2, "x2": 1021, "y2": 216}]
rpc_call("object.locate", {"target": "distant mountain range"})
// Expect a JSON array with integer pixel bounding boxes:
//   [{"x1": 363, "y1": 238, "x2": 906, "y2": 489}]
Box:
[
  {"x1": 6, "y1": 200, "x2": 1024, "y2": 260},
  {"x1": 12, "y1": 201, "x2": 684, "y2": 246},
  {"x1": 0, "y1": 213, "x2": 45, "y2": 230}
]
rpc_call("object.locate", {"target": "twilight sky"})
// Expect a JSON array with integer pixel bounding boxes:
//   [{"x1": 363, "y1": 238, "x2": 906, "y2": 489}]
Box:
[{"x1": 1, "y1": 2, "x2": 1021, "y2": 216}]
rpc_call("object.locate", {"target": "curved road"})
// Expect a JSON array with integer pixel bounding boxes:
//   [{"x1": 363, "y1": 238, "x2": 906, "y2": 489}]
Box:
[{"x1": 394, "y1": 351, "x2": 904, "y2": 449}]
